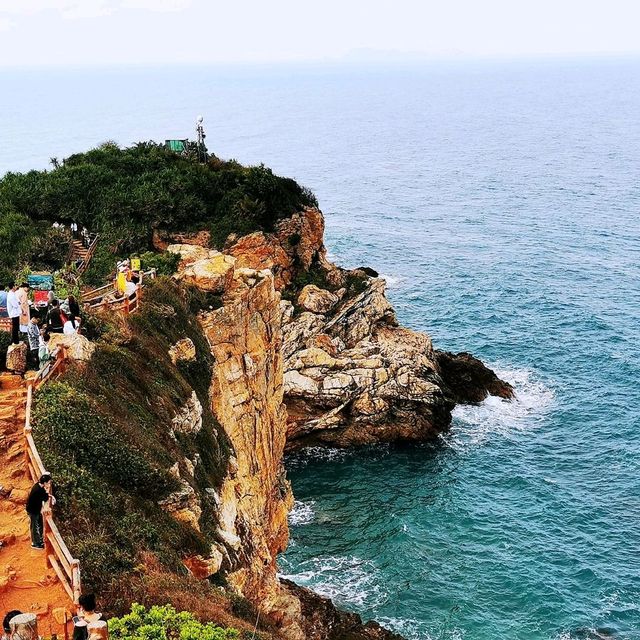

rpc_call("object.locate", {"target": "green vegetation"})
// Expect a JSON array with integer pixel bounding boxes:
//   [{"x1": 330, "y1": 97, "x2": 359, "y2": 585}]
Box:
[
  {"x1": 0, "y1": 213, "x2": 70, "y2": 285},
  {"x1": 281, "y1": 260, "x2": 370, "y2": 310},
  {"x1": 0, "y1": 141, "x2": 317, "y2": 284},
  {"x1": 109, "y1": 603, "x2": 239, "y2": 640},
  {"x1": 0, "y1": 331, "x2": 10, "y2": 363},
  {"x1": 32, "y1": 277, "x2": 230, "y2": 611}
]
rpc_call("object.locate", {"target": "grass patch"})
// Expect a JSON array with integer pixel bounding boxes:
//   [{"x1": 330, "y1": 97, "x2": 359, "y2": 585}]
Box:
[{"x1": 31, "y1": 277, "x2": 231, "y2": 608}]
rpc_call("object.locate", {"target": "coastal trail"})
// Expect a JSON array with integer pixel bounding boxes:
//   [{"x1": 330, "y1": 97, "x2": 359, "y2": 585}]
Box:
[{"x1": 0, "y1": 373, "x2": 70, "y2": 637}]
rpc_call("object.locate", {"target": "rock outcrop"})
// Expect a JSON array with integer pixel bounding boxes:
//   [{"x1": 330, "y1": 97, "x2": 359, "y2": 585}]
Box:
[
  {"x1": 281, "y1": 580, "x2": 404, "y2": 640},
  {"x1": 5, "y1": 343, "x2": 26, "y2": 374},
  {"x1": 282, "y1": 278, "x2": 455, "y2": 448},
  {"x1": 197, "y1": 266, "x2": 305, "y2": 639},
  {"x1": 172, "y1": 206, "x2": 512, "y2": 639},
  {"x1": 435, "y1": 350, "x2": 515, "y2": 403}
]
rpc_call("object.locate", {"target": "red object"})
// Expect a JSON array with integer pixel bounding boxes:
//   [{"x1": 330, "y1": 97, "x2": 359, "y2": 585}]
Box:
[{"x1": 34, "y1": 290, "x2": 49, "y2": 306}]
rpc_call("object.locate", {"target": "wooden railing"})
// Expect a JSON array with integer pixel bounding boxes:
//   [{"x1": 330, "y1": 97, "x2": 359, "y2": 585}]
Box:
[
  {"x1": 77, "y1": 234, "x2": 99, "y2": 276},
  {"x1": 66, "y1": 233, "x2": 99, "y2": 276},
  {"x1": 83, "y1": 269, "x2": 156, "y2": 316},
  {"x1": 23, "y1": 347, "x2": 82, "y2": 604}
]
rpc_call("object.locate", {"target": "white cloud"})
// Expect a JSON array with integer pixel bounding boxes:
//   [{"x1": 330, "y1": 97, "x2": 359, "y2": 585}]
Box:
[
  {"x1": 0, "y1": 0, "x2": 111, "y2": 18},
  {"x1": 0, "y1": 0, "x2": 190, "y2": 20},
  {"x1": 119, "y1": 0, "x2": 191, "y2": 11}
]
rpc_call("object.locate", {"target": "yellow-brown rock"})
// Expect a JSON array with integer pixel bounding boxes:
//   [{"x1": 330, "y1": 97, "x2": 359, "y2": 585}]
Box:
[
  {"x1": 174, "y1": 251, "x2": 236, "y2": 292},
  {"x1": 297, "y1": 285, "x2": 339, "y2": 314},
  {"x1": 227, "y1": 207, "x2": 329, "y2": 290},
  {"x1": 168, "y1": 337, "x2": 196, "y2": 364},
  {"x1": 198, "y1": 267, "x2": 304, "y2": 638}
]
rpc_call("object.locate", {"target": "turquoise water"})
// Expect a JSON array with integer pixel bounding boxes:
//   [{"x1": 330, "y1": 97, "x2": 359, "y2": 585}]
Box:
[{"x1": 2, "y1": 59, "x2": 640, "y2": 639}]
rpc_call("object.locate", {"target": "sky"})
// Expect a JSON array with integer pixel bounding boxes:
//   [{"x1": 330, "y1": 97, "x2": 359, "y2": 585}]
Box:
[{"x1": 0, "y1": 0, "x2": 639, "y2": 67}]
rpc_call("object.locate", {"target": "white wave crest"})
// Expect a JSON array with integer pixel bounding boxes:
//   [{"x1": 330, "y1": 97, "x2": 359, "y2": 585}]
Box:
[
  {"x1": 279, "y1": 555, "x2": 387, "y2": 609},
  {"x1": 449, "y1": 366, "x2": 554, "y2": 448},
  {"x1": 289, "y1": 500, "x2": 316, "y2": 526},
  {"x1": 380, "y1": 273, "x2": 403, "y2": 288}
]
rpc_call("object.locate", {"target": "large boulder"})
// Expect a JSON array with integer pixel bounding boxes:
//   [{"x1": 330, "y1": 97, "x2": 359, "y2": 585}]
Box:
[
  {"x1": 297, "y1": 285, "x2": 340, "y2": 314},
  {"x1": 5, "y1": 343, "x2": 27, "y2": 374},
  {"x1": 48, "y1": 334, "x2": 95, "y2": 362},
  {"x1": 174, "y1": 252, "x2": 236, "y2": 293}
]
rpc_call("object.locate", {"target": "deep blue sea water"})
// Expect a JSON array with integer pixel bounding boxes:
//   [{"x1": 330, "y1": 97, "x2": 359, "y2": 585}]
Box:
[{"x1": 2, "y1": 58, "x2": 640, "y2": 639}]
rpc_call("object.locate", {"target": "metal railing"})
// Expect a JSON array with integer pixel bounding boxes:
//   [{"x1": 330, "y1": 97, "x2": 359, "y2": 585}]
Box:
[{"x1": 23, "y1": 347, "x2": 82, "y2": 604}]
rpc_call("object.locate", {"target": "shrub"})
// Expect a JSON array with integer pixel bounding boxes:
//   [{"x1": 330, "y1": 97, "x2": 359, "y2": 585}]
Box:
[
  {"x1": 138, "y1": 251, "x2": 181, "y2": 276},
  {"x1": 0, "y1": 142, "x2": 318, "y2": 282},
  {"x1": 108, "y1": 603, "x2": 239, "y2": 640},
  {"x1": 0, "y1": 330, "x2": 10, "y2": 367}
]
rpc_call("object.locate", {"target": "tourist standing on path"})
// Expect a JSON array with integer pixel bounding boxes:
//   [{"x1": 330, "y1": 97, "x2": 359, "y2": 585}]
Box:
[
  {"x1": 38, "y1": 332, "x2": 51, "y2": 367},
  {"x1": 6, "y1": 283, "x2": 21, "y2": 345},
  {"x1": 17, "y1": 283, "x2": 30, "y2": 333},
  {"x1": 46, "y1": 300, "x2": 65, "y2": 334},
  {"x1": 0, "y1": 285, "x2": 7, "y2": 318},
  {"x1": 26, "y1": 318, "x2": 40, "y2": 370},
  {"x1": 25, "y1": 473, "x2": 55, "y2": 550}
]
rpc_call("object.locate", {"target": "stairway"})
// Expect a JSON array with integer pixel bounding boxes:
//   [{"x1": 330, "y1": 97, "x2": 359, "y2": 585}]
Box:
[
  {"x1": 0, "y1": 374, "x2": 71, "y2": 636},
  {"x1": 70, "y1": 239, "x2": 90, "y2": 263}
]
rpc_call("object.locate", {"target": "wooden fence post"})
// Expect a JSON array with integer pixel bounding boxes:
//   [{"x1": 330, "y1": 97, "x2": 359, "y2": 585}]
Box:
[{"x1": 71, "y1": 559, "x2": 81, "y2": 604}]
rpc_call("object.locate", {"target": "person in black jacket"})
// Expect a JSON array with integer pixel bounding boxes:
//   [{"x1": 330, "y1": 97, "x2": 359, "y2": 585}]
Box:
[
  {"x1": 46, "y1": 300, "x2": 65, "y2": 334},
  {"x1": 25, "y1": 473, "x2": 53, "y2": 549}
]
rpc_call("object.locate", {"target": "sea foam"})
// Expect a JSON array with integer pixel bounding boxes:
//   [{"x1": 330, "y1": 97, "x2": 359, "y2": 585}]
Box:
[{"x1": 449, "y1": 365, "x2": 554, "y2": 448}]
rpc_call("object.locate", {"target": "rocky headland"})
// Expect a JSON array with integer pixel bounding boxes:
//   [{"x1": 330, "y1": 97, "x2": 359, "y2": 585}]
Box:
[
  {"x1": 5, "y1": 145, "x2": 514, "y2": 640},
  {"x1": 161, "y1": 206, "x2": 513, "y2": 638}
]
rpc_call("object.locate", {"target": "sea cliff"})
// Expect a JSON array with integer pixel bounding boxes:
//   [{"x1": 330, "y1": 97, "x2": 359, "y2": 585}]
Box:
[
  {"x1": 8, "y1": 144, "x2": 513, "y2": 639},
  {"x1": 160, "y1": 207, "x2": 512, "y2": 638}
]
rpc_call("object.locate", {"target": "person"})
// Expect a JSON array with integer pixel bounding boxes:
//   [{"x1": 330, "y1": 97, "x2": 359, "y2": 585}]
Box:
[
  {"x1": 25, "y1": 474, "x2": 55, "y2": 550},
  {"x1": 26, "y1": 318, "x2": 40, "y2": 370},
  {"x1": 67, "y1": 295, "x2": 81, "y2": 325},
  {"x1": 46, "y1": 290, "x2": 55, "y2": 308},
  {"x1": 46, "y1": 300, "x2": 65, "y2": 334},
  {"x1": 1, "y1": 610, "x2": 22, "y2": 640},
  {"x1": 72, "y1": 593, "x2": 103, "y2": 640},
  {"x1": 81, "y1": 227, "x2": 90, "y2": 248},
  {"x1": 0, "y1": 285, "x2": 7, "y2": 318},
  {"x1": 17, "y1": 283, "x2": 30, "y2": 333},
  {"x1": 71, "y1": 221, "x2": 78, "y2": 238},
  {"x1": 38, "y1": 331, "x2": 51, "y2": 367},
  {"x1": 6, "y1": 283, "x2": 21, "y2": 345}
]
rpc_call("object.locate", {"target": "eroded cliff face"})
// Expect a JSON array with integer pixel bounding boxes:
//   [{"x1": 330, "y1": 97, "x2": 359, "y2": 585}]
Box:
[
  {"x1": 196, "y1": 267, "x2": 306, "y2": 639},
  {"x1": 165, "y1": 207, "x2": 512, "y2": 639}
]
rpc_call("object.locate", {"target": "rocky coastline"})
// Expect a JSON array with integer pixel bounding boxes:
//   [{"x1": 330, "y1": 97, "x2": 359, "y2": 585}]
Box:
[{"x1": 161, "y1": 206, "x2": 513, "y2": 639}]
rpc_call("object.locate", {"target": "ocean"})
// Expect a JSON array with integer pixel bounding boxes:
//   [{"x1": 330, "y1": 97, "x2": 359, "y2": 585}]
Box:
[{"x1": 2, "y1": 58, "x2": 640, "y2": 639}]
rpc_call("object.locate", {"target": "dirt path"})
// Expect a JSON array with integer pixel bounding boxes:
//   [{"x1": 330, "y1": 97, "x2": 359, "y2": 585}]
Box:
[{"x1": 0, "y1": 373, "x2": 71, "y2": 638}]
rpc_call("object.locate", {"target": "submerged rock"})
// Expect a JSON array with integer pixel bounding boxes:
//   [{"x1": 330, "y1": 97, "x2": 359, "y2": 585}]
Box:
[{"x1": 435, "y1": 350, "x2": 515, "y2": 404}]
